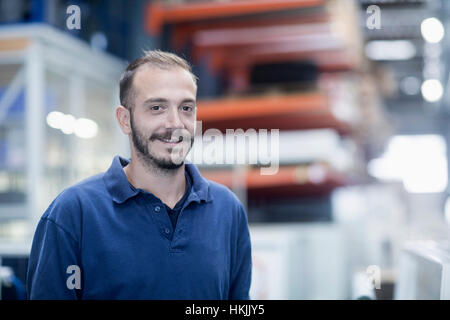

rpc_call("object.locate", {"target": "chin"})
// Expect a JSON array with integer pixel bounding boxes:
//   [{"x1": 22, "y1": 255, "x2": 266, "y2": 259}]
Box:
[
  {"x1": 155, "y1": 159, "x2": 184, "y2": 170},
  {"x1": 152, "y1": 152, "x2": 184, "y2": 168}
]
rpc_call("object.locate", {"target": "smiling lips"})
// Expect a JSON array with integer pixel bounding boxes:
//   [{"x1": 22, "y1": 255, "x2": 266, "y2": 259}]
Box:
[{"x1": 157, "y1": 136, "x2": 183, "y2": 146}]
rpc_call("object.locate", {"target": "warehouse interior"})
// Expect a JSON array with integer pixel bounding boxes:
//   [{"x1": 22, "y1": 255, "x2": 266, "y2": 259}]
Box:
[{"x1": 1, "y1": 0, "x2": 450, "y2": 300}]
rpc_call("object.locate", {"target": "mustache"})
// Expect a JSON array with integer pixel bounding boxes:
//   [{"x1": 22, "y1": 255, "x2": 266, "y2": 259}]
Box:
[{"x1": 149, "y1": 130, "x2": 192, "y2": 142}]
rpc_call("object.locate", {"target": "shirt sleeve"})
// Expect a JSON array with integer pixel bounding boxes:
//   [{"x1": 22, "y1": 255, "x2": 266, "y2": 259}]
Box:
[
  {"x1": 27, "y1": 215, "x2": 82, "y2": 300},
  {"x1": 229, "y1": 202, "x2": 252, "y2": 300}
]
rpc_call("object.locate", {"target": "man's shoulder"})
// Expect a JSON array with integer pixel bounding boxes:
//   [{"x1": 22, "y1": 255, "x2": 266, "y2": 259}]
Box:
[
  {"x1": 201, "y1": 178, "x2": 249, "y2": 229},
  {"x1": 42, "y1": 172, "x2": 107, "y2": 220},
  {"x1": 70, "y1": 172, "x2": 107, "y2": 193},
  {"x1": 59, "y1": 172, "x2": 106, "y2": 200},
  {"x1": 203, "y1": 178, "x2": 244, "y2": 210}
]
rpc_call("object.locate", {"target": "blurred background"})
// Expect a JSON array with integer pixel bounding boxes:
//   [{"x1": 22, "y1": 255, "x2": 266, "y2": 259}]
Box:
[{"x1": 1, "y1": 0, "x2": 450, "y2": 300}]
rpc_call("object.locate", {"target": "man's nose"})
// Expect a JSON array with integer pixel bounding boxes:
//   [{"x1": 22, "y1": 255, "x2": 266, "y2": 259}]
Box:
[{"x1": 165, "y1": 107, "x2": 184, "y2": 129}]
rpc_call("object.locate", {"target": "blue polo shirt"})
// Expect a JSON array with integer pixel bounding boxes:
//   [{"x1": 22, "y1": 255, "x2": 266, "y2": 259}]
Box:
[
  {"x1": 129, "y1": 169, "x2": 192, "y2": 229},
  {"x1": 27, "y1": 156, "x2": 252, "y2": 300}
]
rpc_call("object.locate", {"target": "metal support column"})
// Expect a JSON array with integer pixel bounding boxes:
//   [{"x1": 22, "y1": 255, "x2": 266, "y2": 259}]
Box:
[{"x1": 25, "y1": 41, "x2": 45, "y2": 234}]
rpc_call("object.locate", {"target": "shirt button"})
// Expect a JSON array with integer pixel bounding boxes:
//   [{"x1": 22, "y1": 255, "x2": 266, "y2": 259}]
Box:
[
  {"x1": 164, "y1": 228, "x2": 170, "y2": 234},
  {"x1": 154, "y1": 206, "x2": 161, "y2": 213}
]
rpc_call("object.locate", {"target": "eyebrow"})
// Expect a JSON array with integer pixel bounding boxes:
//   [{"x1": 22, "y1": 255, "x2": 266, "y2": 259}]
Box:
[{"x1": 143, "y1": 98, "x2": 196, "y2": 105}]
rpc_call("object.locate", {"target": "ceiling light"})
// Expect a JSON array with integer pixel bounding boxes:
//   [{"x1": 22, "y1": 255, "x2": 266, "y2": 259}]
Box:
[
  {"x1": 46, "y1": 111, "x2": 65, "y2": 129},
  {"x1": 365, "y1": 40, "x2": 416, "y2": 61},
  {"x1": 421, "y1": 18, "x2": 445, "y2": 43},
  {"x1": 74, "y1": 118, "x2": 98, "y2": 139},
  {"x1": 421, "y1": 79, "x2": 443, "y2": 102}
]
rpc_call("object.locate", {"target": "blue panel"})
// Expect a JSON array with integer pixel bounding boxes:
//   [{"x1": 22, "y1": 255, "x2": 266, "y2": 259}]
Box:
[
  {"x1": 0, "y1": 87, "x2": 58, "y2": 116},
  {"x1": 30, "y1": 0, "x2": 45, "y2": 23}
]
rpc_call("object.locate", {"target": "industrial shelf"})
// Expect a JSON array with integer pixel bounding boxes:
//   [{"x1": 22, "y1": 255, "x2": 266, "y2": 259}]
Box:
[
  {"x1": 200, "y1": 164, "x2": 348, "y2": 198},
  {"x1": 146, "y1": 0, "x2": 360, "y2": 92},
  {"x1": 0, "y1": 24, "x2": 126, "y2": 231},
  {"x1": 170, "y1": 12, "x2": 329, "y2": 51},
  {"x1": 196, "y1": 92, "x2": 352, "y2": 134},
  {"x1": 146, "y1": 0, "x2": 324, "y2": 35},
  {"x1": 191, "y1": 23, "x2": 355, "y2": 74}
]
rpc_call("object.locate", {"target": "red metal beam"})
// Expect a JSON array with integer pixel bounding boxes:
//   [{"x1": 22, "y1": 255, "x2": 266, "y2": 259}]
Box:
[
  {"x1": 200, "y1": 165, "x2": 348, "y2": 198},
  {"x1": 196, "y1": 93, "x2": 353, "y2": 135},
  {"x1": 197, "y1": 92, "x2": 327, "y2": 121},
  {"x1": 170, "y1": 12, "x2": 329, "y2": 50},
  {"x1": 146, "y1": 0, "x2": 324, "y2": 35},
  {"x1": 199, "y1": 112, "x2": 353, "y2": 135}
]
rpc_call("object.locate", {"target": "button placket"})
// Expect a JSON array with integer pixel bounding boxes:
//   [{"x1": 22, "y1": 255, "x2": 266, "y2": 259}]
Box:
[
  {"x1": 146, "y1": 202, "x2": 173, "y2": 240},
  {"x1": 169, "y1": 204, "x2": 192, "y2": 252}
]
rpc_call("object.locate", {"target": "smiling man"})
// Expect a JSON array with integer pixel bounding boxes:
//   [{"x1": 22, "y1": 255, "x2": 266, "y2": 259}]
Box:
[{"x1": 27, "y1": 50, "x2": 252, "y2": 300}]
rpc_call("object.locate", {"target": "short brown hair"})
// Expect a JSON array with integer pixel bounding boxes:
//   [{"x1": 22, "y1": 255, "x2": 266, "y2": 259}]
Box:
[{"x1": 119, "y1": 50, "x2": 197, "y2": 110}]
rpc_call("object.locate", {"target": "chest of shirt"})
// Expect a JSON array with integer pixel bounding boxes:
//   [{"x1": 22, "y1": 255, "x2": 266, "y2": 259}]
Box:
[{"x1": 76, "y1": 198, "x2": 233, "y2": 298}]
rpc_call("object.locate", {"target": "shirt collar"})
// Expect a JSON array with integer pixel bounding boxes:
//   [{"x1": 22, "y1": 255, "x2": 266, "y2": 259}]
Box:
[
  {"x1": 185, "y1": 160, "x2": 213, "y2": 204},
  {"x1": 103, "y1": 155, "x2": 212, "y2": 204}
]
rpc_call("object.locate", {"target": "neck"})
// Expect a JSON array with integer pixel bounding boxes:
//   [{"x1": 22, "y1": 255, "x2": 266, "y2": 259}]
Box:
[{"x1": 123, "y1": 151, "x2": 186, "y2": 208}]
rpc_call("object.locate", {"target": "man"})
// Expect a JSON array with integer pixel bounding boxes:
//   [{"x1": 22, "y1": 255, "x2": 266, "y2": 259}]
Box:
[{"x1": 27, "y1": 50, "x2": 252, "y2": 299}]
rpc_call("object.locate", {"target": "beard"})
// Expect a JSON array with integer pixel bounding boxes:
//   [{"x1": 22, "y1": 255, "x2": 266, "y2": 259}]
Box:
[{"x1": 130, "y1": 112, "x2": 194, "y2": 171}]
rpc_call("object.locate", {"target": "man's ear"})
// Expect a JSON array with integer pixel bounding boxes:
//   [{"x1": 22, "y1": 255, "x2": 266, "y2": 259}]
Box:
[{"x1": 116, "y1": 105, "x2": 132, "y2": 135}]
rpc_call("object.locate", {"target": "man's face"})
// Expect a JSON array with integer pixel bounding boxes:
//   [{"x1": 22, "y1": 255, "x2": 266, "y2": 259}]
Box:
[{"x1": 129, "y1": 65, "x2": 197, "y2": 170}]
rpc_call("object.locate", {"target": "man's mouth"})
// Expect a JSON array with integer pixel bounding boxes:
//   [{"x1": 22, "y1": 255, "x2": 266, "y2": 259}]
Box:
[{"x1": 157, "y1": 136, "x2": 183, "y2": 145}]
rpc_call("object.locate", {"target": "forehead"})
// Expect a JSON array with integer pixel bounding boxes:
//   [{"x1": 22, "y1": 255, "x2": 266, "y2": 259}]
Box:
[{"x1": 132, "y1": 65, "x2": 197, "y2": 100}]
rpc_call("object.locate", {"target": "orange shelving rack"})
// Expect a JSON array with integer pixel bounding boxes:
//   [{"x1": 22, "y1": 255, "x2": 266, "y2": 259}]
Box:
[
  {"x1": 200, "y1": 164, "x2": 348, "y2": 199},
  {"x1": 196, "y1": 92, "x2": 352, "y2": 134},
  {"x1": 146, "y1": 0, "x2": 324, "y2": 35}
]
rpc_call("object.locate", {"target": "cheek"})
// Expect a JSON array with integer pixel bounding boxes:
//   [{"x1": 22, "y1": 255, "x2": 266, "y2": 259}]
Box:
[
  {"x1": 183, "y1": 116, "x2": 196, "y2": 132},
  {"x1": 133, "y1": 121, "x2": 147, "y2": 137},
  {"x1": 133, "y1": 114, "x2": 158, "y2": 136}
]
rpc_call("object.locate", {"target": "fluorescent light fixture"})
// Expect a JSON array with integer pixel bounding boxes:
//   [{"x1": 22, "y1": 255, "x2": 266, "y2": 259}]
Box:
[
  {"x1": 421, "y1": 79, "x2": 443, "y2": 102},
  {"x1": 46, "y1": 111, "x2": 98, "y2": 139},
  {"x1": 368, "y1": 135, "x2": 447, "y2": 193},
  {"x1": 46, "y1": 111, "x2": 65, "y2": 129},
  {"x1": 74, "y1": 118, "x2": 98, "y2": 139},
  {"x1": 60, "y1": 114, "x2": 76, "y2": 135},
  {"x1": 365, "y1": 40, "x2": 416, "y2": 61},
  {"x1": 367, "y1": 158, "x2": 402, "y2": 181},
  {"x1": 421, "y1": 17, "x2": 445, "y2": 43}
]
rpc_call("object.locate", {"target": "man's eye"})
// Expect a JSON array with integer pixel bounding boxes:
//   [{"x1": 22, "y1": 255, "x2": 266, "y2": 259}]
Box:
[
  {"x1": 182, "y1": 106, "x2": 193, "y2": 112},
  {"x1": 151, "y1": 105, "x2": 162, "y2": 111}
]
